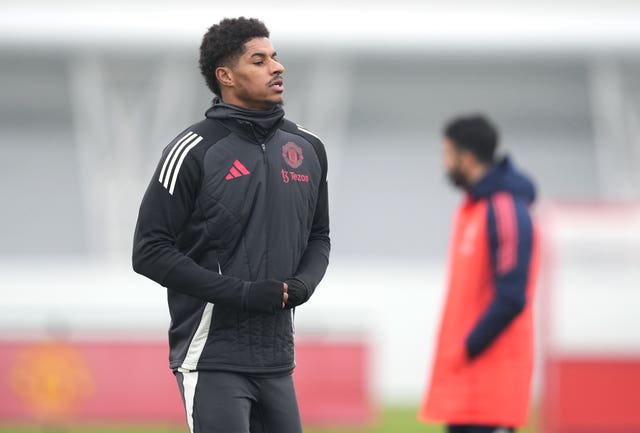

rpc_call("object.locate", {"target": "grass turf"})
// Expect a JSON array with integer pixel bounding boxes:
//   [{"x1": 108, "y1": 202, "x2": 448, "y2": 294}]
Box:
[{"x1": 0, "y1": 406, "x2": 532, "y2": 433}]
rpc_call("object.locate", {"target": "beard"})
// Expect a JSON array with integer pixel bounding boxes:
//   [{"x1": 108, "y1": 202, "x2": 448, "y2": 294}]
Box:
[{"x1": 446, "y1": 167, "x2": 469, "y2": 189}]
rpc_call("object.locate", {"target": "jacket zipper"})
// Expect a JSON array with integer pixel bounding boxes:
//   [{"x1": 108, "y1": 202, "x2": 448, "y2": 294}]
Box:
[{"x1": 261, "y1": 142, "x2": 269, "y2": 279}]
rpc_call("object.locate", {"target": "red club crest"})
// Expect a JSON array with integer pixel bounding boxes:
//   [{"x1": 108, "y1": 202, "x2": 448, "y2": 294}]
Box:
[{"x1": 282, "y1": 142, "x2": 304, "y2": 169}]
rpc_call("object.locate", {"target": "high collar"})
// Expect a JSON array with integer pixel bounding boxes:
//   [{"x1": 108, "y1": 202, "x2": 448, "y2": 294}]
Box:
[
  {"x1": 205, "y1": 98, "x2": 285, "y2": 143},
  {"x1": 468, "y1": 156, "x2": 537, "y2": 204}
]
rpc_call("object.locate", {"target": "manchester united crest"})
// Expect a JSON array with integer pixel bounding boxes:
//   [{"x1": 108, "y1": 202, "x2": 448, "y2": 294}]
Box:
[
  {"x1": 282, "y1": 142, "x2": 304, "y2": 169},
  {"x1": 10, "y1": 342, "x2": 95, "y2": 419}
]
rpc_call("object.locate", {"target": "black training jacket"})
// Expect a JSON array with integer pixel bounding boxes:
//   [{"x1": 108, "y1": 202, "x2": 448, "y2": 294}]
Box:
[{"x1": 132, "y1": 101, "x2": 330, "y2": 374}]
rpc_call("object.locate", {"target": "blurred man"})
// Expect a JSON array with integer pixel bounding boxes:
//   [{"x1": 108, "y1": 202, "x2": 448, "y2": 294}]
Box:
[
  {"x1": 132, "y1": 17, "x2": 330, "y2": 433},
  {"x1": 419, "y1": 115, "x2": 539, "y2": 433}
]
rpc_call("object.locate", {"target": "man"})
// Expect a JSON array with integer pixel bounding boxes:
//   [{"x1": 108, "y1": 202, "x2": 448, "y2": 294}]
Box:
[
  {"x1": 132, "y1": 17, "x2": 330, "y2": 433},
  {"x1": 419, "y1": 115, "x2": 539, "y2": 433}
]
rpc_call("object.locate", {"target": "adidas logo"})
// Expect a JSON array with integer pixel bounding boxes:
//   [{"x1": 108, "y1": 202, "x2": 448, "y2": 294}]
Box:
[{"x1": 225, "y1": 160, "x2": 251, "y2": 180}]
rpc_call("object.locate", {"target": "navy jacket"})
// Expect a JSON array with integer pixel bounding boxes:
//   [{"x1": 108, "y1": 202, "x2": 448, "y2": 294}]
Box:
[{"x1": 465, "y1": 157, "x2": 536, "y2": 359}]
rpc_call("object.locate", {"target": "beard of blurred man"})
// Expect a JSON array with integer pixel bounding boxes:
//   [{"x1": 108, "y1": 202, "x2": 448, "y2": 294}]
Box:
[
  {"x1": 443, "y1": 136, "x2": 494, "y2": 190},
  {"x1": 443, "y1": 137, "x2": 472, "y2": 189},
  {"x1": 446, "y1": 163, "x2": 469, "y2": 189}
]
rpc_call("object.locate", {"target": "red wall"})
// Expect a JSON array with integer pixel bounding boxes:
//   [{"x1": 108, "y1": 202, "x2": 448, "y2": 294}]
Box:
[
  {"x1": 0, "y1": 338, "x2": 373, "y2": 426},
  {"x1": 543, "y1": 357, "x2": 640, "y2": 433}
]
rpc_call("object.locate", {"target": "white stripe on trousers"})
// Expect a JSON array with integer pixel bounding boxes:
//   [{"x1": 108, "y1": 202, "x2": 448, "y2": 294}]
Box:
[
  {"x1": 180, "y1": 369, "x2": 199, "y2": 433},
  {"x1": 177, "y1": 264, "x2": 219, "y2": 433}
]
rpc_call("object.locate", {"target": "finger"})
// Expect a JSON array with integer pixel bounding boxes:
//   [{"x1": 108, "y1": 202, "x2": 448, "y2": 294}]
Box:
[
  {"x1": 283, "y1": 292, "x2": 289, "y2": 303},
  {"x1": 283, "y1": 282, "x2": 288, "y2": 293}
]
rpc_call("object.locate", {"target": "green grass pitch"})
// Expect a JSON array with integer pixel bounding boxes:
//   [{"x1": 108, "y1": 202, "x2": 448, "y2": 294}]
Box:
[{"x1": 0, "y1": 406, "x2": 533, "y2": 433}]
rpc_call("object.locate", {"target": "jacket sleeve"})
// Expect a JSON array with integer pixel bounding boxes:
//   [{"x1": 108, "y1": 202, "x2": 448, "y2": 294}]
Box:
[
  {"x1": 285, "y1": 143, "x2": 331, "y2": 308},
  {"x1": 465, "y1": 192, "x2": 533, "y2": 359},
  {"x1": 132, "y1": 137, "x2": 249, "y2": 308}
]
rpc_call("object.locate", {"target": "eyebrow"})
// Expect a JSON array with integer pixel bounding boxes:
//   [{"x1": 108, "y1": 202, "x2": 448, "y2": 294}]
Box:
[{"x1": 250, "y1": 51, "x2": 277, "y2": 58}]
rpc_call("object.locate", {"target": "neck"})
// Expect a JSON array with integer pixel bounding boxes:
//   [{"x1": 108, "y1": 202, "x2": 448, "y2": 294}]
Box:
[
  {"x1": 219, "y1": 93, "x2": 272, "y2": 111},
  {"x1": 467, "y1": 162, "x2": 491, "y2": 186}
]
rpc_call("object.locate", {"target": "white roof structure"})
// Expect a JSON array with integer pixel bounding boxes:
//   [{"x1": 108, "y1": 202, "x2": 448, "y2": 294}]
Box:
[{"x1": 3, "y1": 1, "x2": 640, "y2": 53}]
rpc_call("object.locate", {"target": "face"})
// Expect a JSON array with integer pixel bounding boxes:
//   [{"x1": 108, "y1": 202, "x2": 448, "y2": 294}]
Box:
[
  {"x1": 216, "y1": 37, "x2": 285, "y2": 110},
  {"x1": 443, "y1": 137, "x2": 468, "y2": 189}
]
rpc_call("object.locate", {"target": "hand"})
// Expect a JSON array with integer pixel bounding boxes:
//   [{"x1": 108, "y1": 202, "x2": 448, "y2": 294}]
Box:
[
  {"x1": 282, "y1": 282, "x2": 288, "y2": 309},
  {"x1": 283, "y1": 278, "x2": 308, "y2": 309},
  {"x1": 244, "y1": 280, "x2": 288, "y2": 314}
]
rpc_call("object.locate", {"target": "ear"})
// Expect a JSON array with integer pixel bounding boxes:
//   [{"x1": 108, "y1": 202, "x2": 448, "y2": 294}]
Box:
[
  {"x1": 459, "y1": 149, "x2": 476, "y2": 171},
  {"x1": 215, "y1": 66, "x2": 234, "y2": 89}
]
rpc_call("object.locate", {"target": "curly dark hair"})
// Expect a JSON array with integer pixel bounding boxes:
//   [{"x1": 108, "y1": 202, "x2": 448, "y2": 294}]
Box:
[
  {"x1": 445, "y1": 114, "x2": 499, "y2": 164},
  {"x1": 199, "y1": 17, "x2": 270, "y2": 96}
]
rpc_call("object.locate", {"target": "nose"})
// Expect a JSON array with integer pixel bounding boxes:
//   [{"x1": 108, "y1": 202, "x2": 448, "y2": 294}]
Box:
[{"x1": 272, "y1": 59, "x2": 285, "y2": 75}]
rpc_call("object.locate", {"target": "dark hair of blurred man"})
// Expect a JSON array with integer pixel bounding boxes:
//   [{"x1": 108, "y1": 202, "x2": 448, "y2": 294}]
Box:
[
  {"x1": 132, "y1": 17, "x2": 330, "y2": 433},
  {"x1": 419, "y1": 114, "x2": 539, "y2": 433}
]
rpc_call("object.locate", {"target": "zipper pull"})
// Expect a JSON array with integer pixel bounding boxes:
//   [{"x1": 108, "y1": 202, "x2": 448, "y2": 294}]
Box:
[{"x1": 261, "y1": 143, "x2": 266, "y2": 152}]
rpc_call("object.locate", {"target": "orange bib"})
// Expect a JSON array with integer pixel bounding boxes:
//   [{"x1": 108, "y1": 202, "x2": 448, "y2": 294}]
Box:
[{"x1": 419, "y1": 197, "x2": 539, "y2": 427}]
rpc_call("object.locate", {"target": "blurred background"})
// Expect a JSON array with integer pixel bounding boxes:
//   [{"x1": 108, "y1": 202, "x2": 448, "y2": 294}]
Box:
[{"x1": 1, "y1": 1, "x2": 640, "y2": 432}]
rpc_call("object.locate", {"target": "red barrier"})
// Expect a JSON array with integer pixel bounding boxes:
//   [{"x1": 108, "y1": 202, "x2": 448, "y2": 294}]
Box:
[
  {"x1": 0, "y1": 340, "x2": 184, "y2": 423},
  {"x1": 0, "y1": 338, "x2": 372, "y2": 426},
  {"x1": 294, "y1": 339, "x2": 372, "y2": 426},
  {"x1": 543, "y1": 357, "x2": 640, "y2": 433}
]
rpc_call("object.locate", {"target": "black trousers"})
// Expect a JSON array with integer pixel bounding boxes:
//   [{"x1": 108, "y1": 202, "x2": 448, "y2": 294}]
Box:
[
  {"x1": 448, "y1": 425, "x2": 515, "y2": 433},
  {"x1": 175, "y1": 370, "x2": 302, "y2": 433}
]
